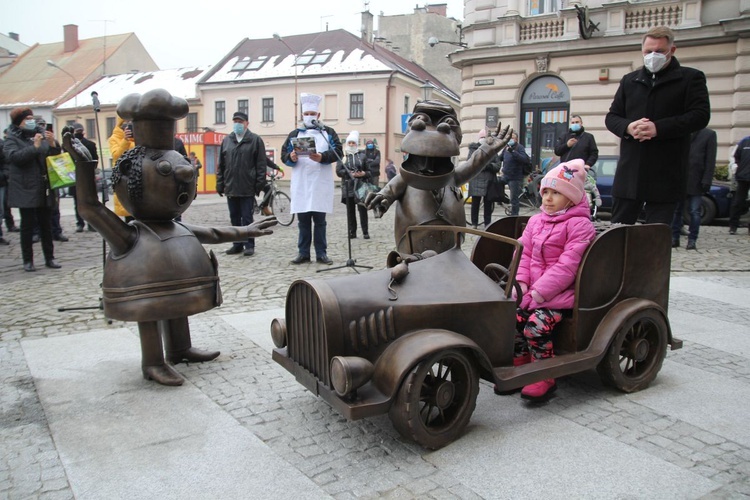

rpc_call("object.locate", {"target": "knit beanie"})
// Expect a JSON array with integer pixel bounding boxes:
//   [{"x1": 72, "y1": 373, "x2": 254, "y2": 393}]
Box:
[
  {"x1": 10, "y1": 107, "x2": 33, "y2": 126},
  {"x1": 346, "y1": 131, "x2": 360, "y2": 144},
  {"x1": 539, "y1": 158, "x2": 586, "y2": 204}
]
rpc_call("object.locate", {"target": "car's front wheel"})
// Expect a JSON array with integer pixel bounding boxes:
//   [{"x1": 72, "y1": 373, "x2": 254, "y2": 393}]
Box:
[{"x1": 389, "y1": 349, "x2": 479, "y2": 450}]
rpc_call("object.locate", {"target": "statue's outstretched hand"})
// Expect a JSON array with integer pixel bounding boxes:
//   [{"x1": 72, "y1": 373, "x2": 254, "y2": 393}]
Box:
[
  {"x1": 484, "y1": 123, "x2": 513, "y2": 154},
  {"x1": 245, "y1": 216, "x2": 277, "y2": 237},
  {"x1": 365, "y1": 191, "x2": 390, "y2": 218}
]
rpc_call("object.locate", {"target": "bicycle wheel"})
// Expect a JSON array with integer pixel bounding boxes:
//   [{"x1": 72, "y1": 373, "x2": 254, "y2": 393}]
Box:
[{"x1": 271, "y1": 191, "x2": 295, "y2": 226}]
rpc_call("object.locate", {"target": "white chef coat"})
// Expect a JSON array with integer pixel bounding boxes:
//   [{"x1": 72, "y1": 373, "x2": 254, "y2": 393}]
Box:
[{"x1": 290, "y1": 128, "x2": 335, "y2": 214}]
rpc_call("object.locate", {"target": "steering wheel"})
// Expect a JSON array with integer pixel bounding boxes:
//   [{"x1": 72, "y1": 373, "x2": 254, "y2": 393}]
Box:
[{"x1": 483, "y1": 263, "x2": 522, "y2": 306}]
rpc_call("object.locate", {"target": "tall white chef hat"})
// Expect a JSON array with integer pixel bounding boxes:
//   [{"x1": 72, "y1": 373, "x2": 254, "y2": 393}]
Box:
[{"x1": 300, "y1": 93, "x2": 322, "y2": 113}]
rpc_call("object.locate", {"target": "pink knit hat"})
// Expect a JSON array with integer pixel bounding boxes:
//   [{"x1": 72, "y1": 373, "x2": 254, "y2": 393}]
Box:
[{"x1": 539, "y1": 159, "x2": 586, "y2": 204}]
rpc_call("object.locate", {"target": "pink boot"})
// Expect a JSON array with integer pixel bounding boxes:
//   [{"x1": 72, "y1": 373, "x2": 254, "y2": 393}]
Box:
[
  {"x1": 521, "y1": 378, "x2": 556, "y2": 401},
  {"x1": 493, "y1": 353, "x2": 532, "y2": 395}
]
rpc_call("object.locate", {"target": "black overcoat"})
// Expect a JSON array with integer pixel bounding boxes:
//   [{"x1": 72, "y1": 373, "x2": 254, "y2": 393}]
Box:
[{"x1": 605, "y1": 57, "x2": 710, "y2": 202}]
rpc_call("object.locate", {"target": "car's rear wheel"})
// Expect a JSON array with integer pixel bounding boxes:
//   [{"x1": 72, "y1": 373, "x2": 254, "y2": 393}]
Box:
[
  {"x1": 389, "y1": 349, "x2": 478, "y2": 450},
  {"x1": 683, "y1": 195, "x2": 717, "y2": 225},
  {"x1": 597, "y1": 308, "x2": 668, "y2": 393}
]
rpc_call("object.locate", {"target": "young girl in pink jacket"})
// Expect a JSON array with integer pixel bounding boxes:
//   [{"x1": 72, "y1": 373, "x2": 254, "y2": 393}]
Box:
[{"x1": 513, "y1": 159, "x2": 595, "y2": 401}]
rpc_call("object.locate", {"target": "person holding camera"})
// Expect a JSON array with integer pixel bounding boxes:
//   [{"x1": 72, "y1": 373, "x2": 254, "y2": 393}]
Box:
[
  {"x1": 108, "y1": 117, "x2": 137, "y2": 222},
  {"x1": 2, "y1": 108, "x2": 62, "y2": 271},
  {"x1": 500, "y1": 132, "x2": 531, "y2": 216}
]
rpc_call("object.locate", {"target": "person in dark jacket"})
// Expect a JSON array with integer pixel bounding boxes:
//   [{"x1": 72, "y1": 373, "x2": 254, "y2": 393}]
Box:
[
  {"x1": 3, "y1": 108, "x2": 62, "y2": 271},
  {"x1": 500, "y1": 132, "x2": 531, "y2": 216},
  {"x1": 467, "y1": 129, "x2": 501, "y2": 228},
  {"x1": 554, "y1": 114, "x2": 599, "y2": 169},
  {"x1": 337, "y1": 131, "x2": 379, "y2": 239},
  {"x1": 217, "y1": 111, "x2": 267, "y2": 256},
  {"x1": 605, "y1": 26, "x2": 710, "y2": 225},
  {"x1": 729, "y1": 135, "x2": 750, "y2": 235},
  {"x1": 0, "y1": 136, "x2": 8, "y2": 245},
  {"x1": 71, "y1": 123, "x2": 98, "y2": 232},
  {"x1": 670, "y1": 128, "x2": 717, "y2": 249}
]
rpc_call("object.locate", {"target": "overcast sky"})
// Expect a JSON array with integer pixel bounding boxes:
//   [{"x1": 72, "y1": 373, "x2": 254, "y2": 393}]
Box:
[{"x1": 2, "y1": 0, "x2": 464, "y2": 70}]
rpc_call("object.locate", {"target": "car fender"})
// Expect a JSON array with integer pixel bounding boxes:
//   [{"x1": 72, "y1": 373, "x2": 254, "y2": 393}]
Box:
[
  {"x1": 591, "y1": 297, "x2": 674, "y2": 357},
  {"x1": 371, "y1": 329, "x2": 493, "y2": 400}
]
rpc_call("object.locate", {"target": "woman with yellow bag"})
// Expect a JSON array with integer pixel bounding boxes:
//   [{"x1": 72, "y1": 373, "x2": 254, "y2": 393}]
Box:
[
  {"x1": 108, "y1": 117, "x2": 135, "y2": 221},
  {"x1": 3, "y1": 108, "x2": 62, "y2": 271}
]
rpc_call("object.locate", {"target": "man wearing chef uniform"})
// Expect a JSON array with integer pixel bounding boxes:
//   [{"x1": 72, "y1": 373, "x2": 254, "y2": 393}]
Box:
[{"x1": 281, "y1": 93, "x2": 343, "y2": 265}]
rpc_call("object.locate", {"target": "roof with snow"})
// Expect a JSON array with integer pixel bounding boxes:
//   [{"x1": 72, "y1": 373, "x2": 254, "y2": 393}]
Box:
[
  {"x1": 201, "y1": 29, "x2": 458, "y2": 101},
  {"x1": 57, "y1": 66, "x2": 211, "y2": 109}
]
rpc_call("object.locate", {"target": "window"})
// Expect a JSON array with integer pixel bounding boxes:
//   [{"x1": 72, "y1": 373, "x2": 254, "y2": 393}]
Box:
[
  {"x1": 186, "y1": 113, "x2": 198, "y2": 133},
  {"x1": 349, "y1": 93, "x2": 364, "y2": 120},
  {"x1": 262, "y1": 98, "x2": 274, "y2": 123},
  {"x1": 106, "y1": 117, "x2": 116, "y2": 139},
  {"x1": 237, "y1": 100, "x2": 248, "y2": 118},
  {"x1": 215, "y1": 101, "x2": 226, "y2": 124},
  {"x1": 230, "y1": 56, "x2": 268, "y2": 72},
  {"x1": 404, "y1": 95, "x2": 410, "y2": 115},
  {"x1": 528, "y1": 0, "x2": 560, "y2": 15},
  {"x1": 86, "y1": 119, "x2": 96, "y2": 140},
  {"x1": 295, "y1": 50, "x2": 332, "y2": 66}
]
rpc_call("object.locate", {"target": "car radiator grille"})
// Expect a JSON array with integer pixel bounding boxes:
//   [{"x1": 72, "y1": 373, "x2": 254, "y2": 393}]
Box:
[
  {"x1": 347, "y1": 307, "x2": 396, "y2": 354},
  {"x1": 287, "y1": 283, "x2": 329, "y2": 386}
]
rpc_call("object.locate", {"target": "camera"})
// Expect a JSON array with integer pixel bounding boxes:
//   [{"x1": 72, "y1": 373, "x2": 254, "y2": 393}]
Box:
[{"x1": 427, "y1": 36, "x2": 439, "y2": 48}]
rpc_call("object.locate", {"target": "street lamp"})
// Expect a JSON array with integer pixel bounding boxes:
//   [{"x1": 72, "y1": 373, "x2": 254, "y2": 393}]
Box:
[
  {"x1": 47, "y1": 59, "x2": 79, "y2": 118},
  {"x1": 273, "y1": 33, "x2": 298, "y2": 126},
  {"x1": 420, "y1": 80, "x2": 434, "y2": 102},
  {"x1": 427, "y1": 24, "x2": 468, "y2": 48}
]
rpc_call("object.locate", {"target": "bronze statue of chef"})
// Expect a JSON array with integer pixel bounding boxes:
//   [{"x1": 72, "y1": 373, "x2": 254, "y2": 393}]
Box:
[
  {"x1": 63, "y1": 88, "x2": 276, "y2": 386},
  {"x1": 367, "y1": 100, "x2": 511, "y2": 254}
]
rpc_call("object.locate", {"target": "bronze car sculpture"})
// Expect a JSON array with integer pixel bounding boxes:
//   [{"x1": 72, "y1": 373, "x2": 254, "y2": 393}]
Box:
[{"x1": 271, "y1": 218, "x2": 682, "y2": 449}]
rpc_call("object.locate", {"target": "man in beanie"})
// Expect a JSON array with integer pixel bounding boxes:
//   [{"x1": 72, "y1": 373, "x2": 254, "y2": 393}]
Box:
[
  {"x1": 506, "y1": 158, "x2": 595, "y2": 402},
  {"x1": 2, "y1": 108, "x2": 62, "y2": 271},
  {"x1": 71, "y1": 123, "x2": 98, "y2": 232},
  {"x1": 217, "y1": 111, "x2": 268, "y2": 256},
  {"x1": 282, "y1": 93, "x2": 342, "y2": 264}
]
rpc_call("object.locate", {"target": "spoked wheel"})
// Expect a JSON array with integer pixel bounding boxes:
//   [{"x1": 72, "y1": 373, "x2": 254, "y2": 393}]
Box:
[
  {"x1": 597, "y1": 308, "x2": 668, "y2": 393},
  {"x1": 389, "y1": 349, "x2": 479, "y2": 450},
  {"x1": 271, "y1": 191, "x2": 294, "y2": 226}
]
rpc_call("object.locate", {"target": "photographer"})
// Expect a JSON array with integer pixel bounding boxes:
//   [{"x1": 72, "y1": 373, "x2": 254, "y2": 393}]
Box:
[
  {"x1": 108, "y1": 117, "x2": 136, "y2": 222},
  {"x1": 500, "y1": 132, "x2": 531, "y2": 216},
  {"x1": 2, "y1": 108, "x2": 61, "y2": 271}
]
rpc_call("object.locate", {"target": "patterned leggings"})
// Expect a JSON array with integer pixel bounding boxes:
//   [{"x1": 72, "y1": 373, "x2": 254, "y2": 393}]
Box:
[{"x1": 514, "y1": 308, "x2": 564, "y2": 360}]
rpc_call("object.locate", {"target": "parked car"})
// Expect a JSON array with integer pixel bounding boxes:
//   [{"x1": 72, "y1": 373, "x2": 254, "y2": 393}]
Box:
[
  {"x1": 590, "y1": 155, "x2": 733, "y2": 225},
  {"x1": 271, "y1": 219, "x2": 681, "y2": 449}
]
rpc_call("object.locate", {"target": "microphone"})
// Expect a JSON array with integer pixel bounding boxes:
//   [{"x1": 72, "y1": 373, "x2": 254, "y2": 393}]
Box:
[
  {"x1": 310, "y1": 119, "x2": 324, "y2": 130},
  {"x1": 91, "y1": 91, "x2": 101, "y2": 112}
]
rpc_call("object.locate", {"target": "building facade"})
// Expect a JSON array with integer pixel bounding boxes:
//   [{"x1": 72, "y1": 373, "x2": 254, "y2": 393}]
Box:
[{"x1": 451, "y1": 0, "x2": 749, "y2": 167}]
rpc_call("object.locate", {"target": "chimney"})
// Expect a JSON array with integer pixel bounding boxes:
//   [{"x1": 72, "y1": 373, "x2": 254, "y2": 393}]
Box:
[
  {"x1": 361, "y1": 11, "x2": 374, "y2": 44},
  {"x1": 426, "y1": 4, "x2": 448, "y2": 16},
  {"x1": 63, "y1": 24, "x2": 79, "y2": 53},
  {"x1": 9, "y1": 32, "x2": 19, "y2": 42}
]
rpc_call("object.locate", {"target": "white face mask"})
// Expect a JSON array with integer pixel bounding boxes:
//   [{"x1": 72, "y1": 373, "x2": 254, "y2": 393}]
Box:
[
  {"x1": 302, "y1": 115, "x2": 317, "y2": 129},
  {"x1": 345, "y1": 145, "x2": 358, "y2": 154},
  {"x1": 23, "y1": 119, "x2": 36, "y2": 130},
  {"x1": 644, "y1": 52, "x2": 668, "y2": 73}
]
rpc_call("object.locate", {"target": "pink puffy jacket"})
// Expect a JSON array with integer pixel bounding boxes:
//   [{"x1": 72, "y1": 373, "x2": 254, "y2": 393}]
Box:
[{"x1": 515, "y1": 197, "x2": 595, "y2": 311}]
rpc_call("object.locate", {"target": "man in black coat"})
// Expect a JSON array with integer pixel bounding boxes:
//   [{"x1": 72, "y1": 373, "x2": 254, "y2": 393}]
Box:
[
  {"x1": 71, "y1": 123, "x2": 98, "y2": 232},
  {"x1": 554, "y1": 114, "x2": 598, "y2": 169},
  {"x1": 729, "y1": 135, "x2": 750, "y2": 235},
  {"x1": 605, "y1": 26, "x2": 710, "y2": 225},
  {"x1": 217, "y1": 111, "x2": 267, "y2": 256},
  {"x1": 670, "y1": 128, "x2": 716, "y2": 250}
]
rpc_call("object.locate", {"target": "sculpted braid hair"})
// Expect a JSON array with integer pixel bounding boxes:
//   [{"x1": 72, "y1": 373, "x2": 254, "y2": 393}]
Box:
[{"x1": 113, "y1": 146, "x2": 146, "y2": 202}]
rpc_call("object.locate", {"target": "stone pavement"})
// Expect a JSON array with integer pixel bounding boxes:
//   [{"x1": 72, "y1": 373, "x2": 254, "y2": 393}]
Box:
[{"x1": 1, "y1": 192, "x2": 750, "y2": 499}]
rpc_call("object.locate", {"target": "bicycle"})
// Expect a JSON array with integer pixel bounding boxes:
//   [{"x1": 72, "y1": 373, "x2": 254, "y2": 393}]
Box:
[
  {"x1": 254, "y1": 169, "x2": 294, "y2": 226},
  {"x1": 504, "y1": 171, "x2": 542, "y2": 215}
]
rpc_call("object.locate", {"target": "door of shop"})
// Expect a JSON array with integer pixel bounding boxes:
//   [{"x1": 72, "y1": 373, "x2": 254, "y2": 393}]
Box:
[{"x1": 519, "y1": 76, "x2": 570, "y2": 172}]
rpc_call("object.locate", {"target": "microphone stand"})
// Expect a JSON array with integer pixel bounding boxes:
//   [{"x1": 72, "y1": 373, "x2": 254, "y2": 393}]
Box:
[
  {"x1": 317, "y1": 128, "x2": 372, "y2": 274},
  {"x1": 57, "y1": 92, "x2": 112, "y2": 323}
]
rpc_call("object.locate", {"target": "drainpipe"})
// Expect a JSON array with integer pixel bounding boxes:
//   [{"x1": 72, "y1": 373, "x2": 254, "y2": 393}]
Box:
[{"x1": 385, "y1": 70, "x2": 396, "y2": 183}]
